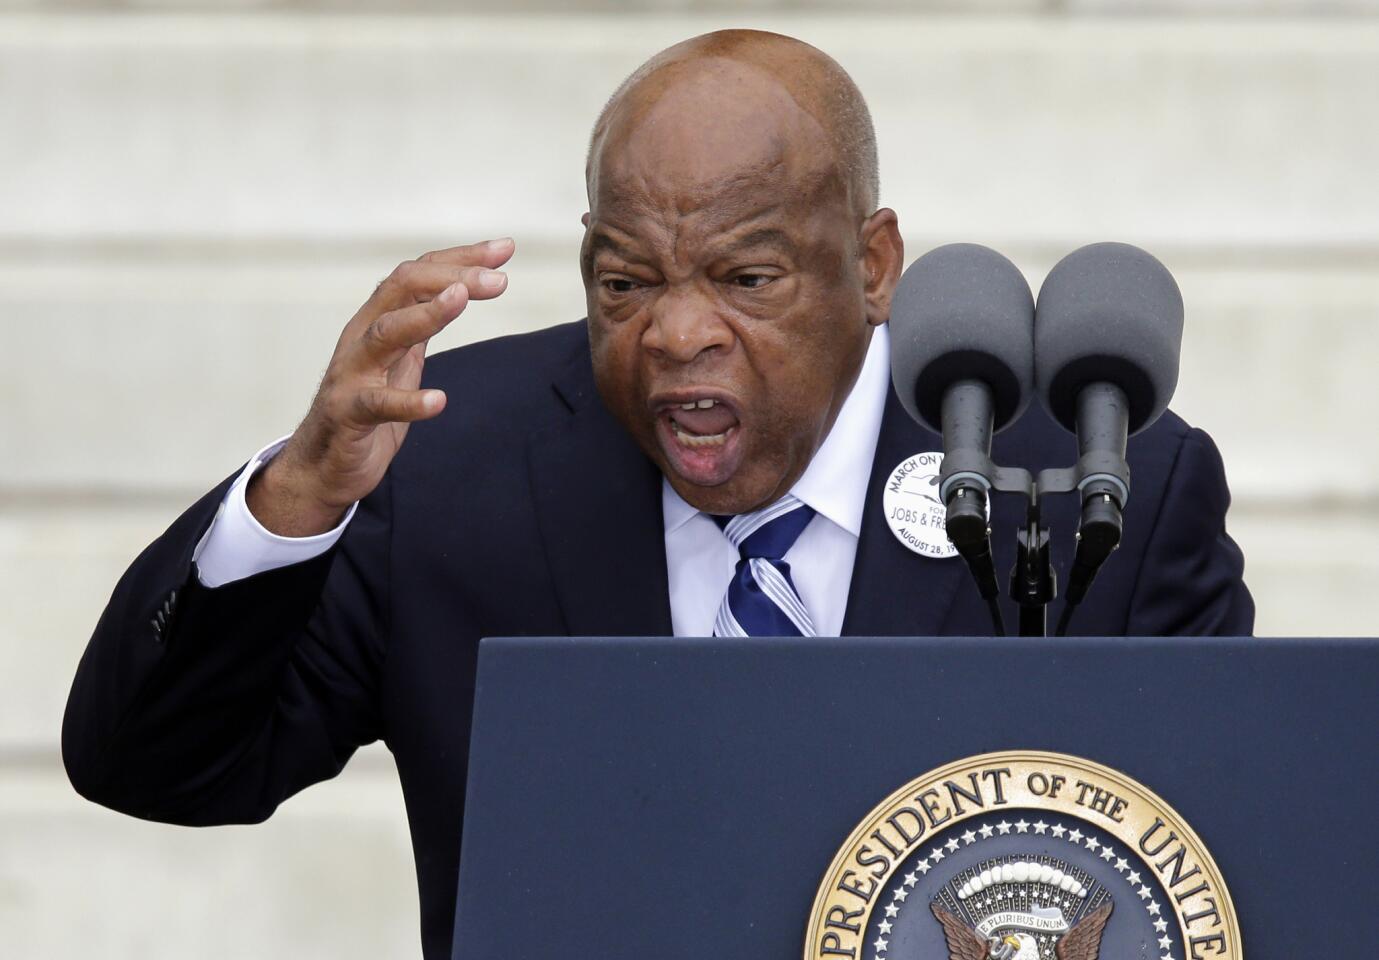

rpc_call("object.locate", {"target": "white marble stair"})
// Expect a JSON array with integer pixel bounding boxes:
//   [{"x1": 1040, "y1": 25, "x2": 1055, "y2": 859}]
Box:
[{"x1": 2, "y1": 7, "x2": 1376, "y2": 958}]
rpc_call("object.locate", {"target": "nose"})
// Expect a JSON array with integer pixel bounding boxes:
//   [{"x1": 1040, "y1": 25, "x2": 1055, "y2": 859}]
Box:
[{"x1": 641, "y1": 285, "x2": 733, "y2": 364}]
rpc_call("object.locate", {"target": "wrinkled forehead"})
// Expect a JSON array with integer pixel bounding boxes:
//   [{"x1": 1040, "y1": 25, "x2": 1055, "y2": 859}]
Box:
[{"x1": 588, "y1": 58, "x2": 843, "y2": 226}]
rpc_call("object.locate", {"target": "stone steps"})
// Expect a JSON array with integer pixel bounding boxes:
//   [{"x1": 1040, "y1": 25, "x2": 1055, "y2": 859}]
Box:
[
  {"x1": 3, "y1": 15, "x2": 1376, "y2": 243},
  {"x1": 0, "y1": 750, "x2": 419, "y2": 958},
  {"x1": 5, "y1": 246, "x2": 1377, "y2": 500},
  {"x1": 3, "y1": 493, "x2": 1374, "y2": 953},
  {"x1": 5, "y1": 498, "x2": 1374, "y2": 758},
  {"x1": 3, "y1": 10, "x2": 1376, "y2": 955},
  {"x1": 4, "y1": 13, "x2": 1377, "y2": 499}
]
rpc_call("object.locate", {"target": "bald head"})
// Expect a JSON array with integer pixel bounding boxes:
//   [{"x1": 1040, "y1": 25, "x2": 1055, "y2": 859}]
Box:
[
  {"x1": 579, "y1": 30, "x2": 904, "y2": 516},
  {"x1": 586, "y1": 30, "x2": 879, "y2": 219}
]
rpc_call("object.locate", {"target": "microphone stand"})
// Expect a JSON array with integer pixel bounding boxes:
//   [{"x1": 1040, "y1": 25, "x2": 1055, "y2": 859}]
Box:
[
  {"x1": 941, "y1": 382, "x2": 1129, "y2": 638},
  {"x1": 1013, "y1": 496, "x2": 1056, "y2": 638}
]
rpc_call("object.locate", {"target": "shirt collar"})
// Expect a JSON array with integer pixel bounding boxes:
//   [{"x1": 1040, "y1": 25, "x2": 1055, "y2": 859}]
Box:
[{"x1": 661, "y1": 324, "x2": 891, "y2": 538}]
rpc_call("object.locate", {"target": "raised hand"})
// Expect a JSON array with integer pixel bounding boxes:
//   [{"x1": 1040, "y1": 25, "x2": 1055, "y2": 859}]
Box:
[{"x1": 246, "y1": 238, "x2": 515, "y2": 536}]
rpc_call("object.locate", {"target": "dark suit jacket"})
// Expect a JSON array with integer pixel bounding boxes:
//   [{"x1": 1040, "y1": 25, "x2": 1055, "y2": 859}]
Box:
[{"x1": 63, "y1": 320, "x2": 1252, "y2": 957}]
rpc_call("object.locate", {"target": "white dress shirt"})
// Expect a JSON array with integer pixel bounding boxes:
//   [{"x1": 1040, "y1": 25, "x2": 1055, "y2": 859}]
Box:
[
  {"x1": 663, "y1": 325, "x2": 889, "y2": 636},
  {"x1": 194, "y1": 325, "x2": 892, "y2": 637},
  {"x1": 191, "y1": 436, "x2": 359, "y2": 588}
]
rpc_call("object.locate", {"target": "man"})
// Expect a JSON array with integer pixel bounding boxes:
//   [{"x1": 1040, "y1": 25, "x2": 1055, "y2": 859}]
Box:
[{"x1": 63, "y1": 30, "x2": 1252, "y2": 957}]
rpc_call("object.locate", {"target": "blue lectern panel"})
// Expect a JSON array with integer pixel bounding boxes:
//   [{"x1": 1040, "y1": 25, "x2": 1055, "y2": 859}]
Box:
[{"x1": 453, "y1": 637, "x2": 1378, "y2": 959}]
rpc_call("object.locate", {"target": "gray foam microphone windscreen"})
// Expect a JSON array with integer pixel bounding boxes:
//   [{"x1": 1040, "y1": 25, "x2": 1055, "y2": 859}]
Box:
[
  {"x1": 1034, "y1": 242, "x2": 1183, "y2": 435},
  {"x1": 889, "y1": 243, "x2": 1035, "y2": 434}
]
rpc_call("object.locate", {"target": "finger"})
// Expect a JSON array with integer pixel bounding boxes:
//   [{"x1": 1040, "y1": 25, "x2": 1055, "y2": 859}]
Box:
[
  {"x1": 341, "y1": 264, "x2": 501, "y2": 352},
  {"x1": 372, "y1": 260, "x2": 509, "y2": 313},
  {"x1": 351, "y1": 385, "x2": 447, "y2": 425},
  {"x1": 419, "y1": 236, "x2": 515, "y2": 271},
  {"x1": 341, "y1": 240, "x2": 514, "y2": 349},
  {"x1": 356, "y1": 281, "x2": 470, "y2": 369}
]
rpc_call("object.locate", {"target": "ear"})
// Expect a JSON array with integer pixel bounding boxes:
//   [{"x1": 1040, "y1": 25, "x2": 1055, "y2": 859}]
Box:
[{"x1": 858, "y1": 207, "x2": 904, "y2": 327}]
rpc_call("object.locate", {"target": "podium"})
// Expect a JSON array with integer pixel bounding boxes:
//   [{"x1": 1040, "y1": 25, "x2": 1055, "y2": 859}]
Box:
[{"x1": 452, "y1": 636, "x2": 1378, "y2": 959}]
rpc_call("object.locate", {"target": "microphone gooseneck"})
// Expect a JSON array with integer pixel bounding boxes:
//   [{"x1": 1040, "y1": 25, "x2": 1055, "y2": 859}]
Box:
[
  {"x1": 1035, "y1": 243, "x2": 1184, "y2": 634},
  {"x1": 890, "y1": 244, "x2": 1036, "y2": 636}
]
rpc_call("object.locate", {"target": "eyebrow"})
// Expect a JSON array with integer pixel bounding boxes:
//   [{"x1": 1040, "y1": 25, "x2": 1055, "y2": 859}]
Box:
[
  {"x1": 587, "y1": 230, "x2": 642, "y2": 262},
  {"x1": 722, "y1": 227, "x2": 795, "y2": 254},
  {"x1": 584, "y1": 223, "x2": 797, "y2": 266}
]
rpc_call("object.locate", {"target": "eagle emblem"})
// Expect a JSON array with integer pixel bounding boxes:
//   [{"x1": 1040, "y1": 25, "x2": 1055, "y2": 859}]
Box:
[
  {"x1": 931, "y1": 902, "x2": 1112, "y2": 960},
  {"x1": 928, "y1": 858, "x2": 1113, "y2": 960}
]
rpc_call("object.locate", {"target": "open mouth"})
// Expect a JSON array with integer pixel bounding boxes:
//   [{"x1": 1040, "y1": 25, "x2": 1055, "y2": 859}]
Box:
[
  {"x1": 653, "y1": 393, "x2": 745, "y2": 486},
  {"x1": 667, "y1": 398, "x2": 738, "y2": 446}
]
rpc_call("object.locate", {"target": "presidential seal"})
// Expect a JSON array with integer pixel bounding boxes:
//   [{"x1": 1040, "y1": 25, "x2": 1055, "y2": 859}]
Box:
[{"x1": 804, "y1": 751, "x2": 1239, "y2": 960}]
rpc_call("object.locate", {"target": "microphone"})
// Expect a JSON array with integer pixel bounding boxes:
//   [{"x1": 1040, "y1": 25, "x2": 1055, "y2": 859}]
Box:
[
  {"x1": 891, "y1": 244, "x2": 1036, "y2": 633},
  {"x1": 1034, "y1": 242, "x2": 1184, "y2": 625}
]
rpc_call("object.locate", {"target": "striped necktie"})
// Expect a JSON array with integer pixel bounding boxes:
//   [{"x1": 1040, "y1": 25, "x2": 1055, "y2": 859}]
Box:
[{"x1": 712, "y1": 495, "x2": 818, "y2": 637}]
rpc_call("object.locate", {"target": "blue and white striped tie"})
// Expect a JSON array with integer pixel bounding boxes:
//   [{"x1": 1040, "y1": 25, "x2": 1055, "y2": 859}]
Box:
[{"x1": 712, "y1": 495, "x2": 817, "y2": 637}]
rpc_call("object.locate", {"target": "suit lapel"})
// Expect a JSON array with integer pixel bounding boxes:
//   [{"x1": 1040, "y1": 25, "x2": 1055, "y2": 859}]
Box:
[
  {"x1": 527, "y1": 343, "x2": 673, "y2": 637},
  {"x1": 841, "y1": 387, "x2": 968, "y2": 637},
  {"x1": 526, "y1": 328, "x2": 966, "y2": 639}
]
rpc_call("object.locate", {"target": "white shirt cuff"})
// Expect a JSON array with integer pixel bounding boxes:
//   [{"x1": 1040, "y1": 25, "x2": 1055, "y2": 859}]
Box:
[{"x1": 192, "y1": 436, "x2": 359, "y2": 589}]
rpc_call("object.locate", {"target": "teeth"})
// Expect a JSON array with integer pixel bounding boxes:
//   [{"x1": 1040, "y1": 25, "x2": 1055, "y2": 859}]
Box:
[
  {"x1": 680, "y1": 402, "x2": 697, "y2": 410},
  {"x1": 671, "y1": 420, "x2": 729, "y2": 447},
  {"x1": 678, "y1": 398, "x2": 719, "y2": 410},
  {"x1": 696, "y1": 398, "x2": 716, "y2": 409}
]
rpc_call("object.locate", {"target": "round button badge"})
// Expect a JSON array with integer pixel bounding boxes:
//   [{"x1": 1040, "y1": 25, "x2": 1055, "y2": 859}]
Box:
[{"x1": 882, "y1": 451, "x2": 984, "y2": 560}]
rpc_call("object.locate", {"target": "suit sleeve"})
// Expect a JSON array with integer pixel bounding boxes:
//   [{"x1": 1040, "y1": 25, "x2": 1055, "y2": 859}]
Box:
[
  {"x1": 1127, "y1": 428, "x2": 1256, "y2": 636},
  {"x1": 192, "y1": 437, "x2": 357, "y2": 588},
  {"x1": 61, "y1": 465, "x2": 392, "y2": 826}
]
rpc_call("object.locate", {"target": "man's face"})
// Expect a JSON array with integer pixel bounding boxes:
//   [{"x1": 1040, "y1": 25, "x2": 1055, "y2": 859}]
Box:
[{"x1": 582, "y1": 62, "x2": 889, "y2": 515}]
